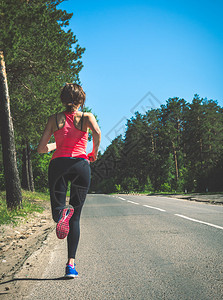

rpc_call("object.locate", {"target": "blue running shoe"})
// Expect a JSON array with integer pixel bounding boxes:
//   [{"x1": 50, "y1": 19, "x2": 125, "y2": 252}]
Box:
[{"x1": 65, "y1": 264, "x2": 78, "y2": 278}]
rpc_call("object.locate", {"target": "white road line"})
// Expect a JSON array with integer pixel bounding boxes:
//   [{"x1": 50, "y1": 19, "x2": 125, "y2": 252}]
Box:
[
  {"x1": 175, "y1": 214, "x2": 223, "y2": 230},
  {"x1": 118, "y1": 197, "x2": 126, "y2": 201},
  {"x1": 143, "y1": 205, "x2": 166, "y2": 212},
  {"x1": 127, "y1": 200, "x2": 139, "y2": 205}
]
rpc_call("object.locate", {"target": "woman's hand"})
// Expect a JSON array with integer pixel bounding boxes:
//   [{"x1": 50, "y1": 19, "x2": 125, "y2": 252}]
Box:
[{"x1": 87, "y1": 151, "x2": 97, "y2": 162}]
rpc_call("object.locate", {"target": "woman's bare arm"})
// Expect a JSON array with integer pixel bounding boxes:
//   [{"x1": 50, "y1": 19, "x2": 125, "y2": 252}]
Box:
[
  {"x1": 37, "y1": 116, "x2": 57, "y2": 153},
  {"x1": 87, "y1": 113, "x2": 101, "y2": 161}
]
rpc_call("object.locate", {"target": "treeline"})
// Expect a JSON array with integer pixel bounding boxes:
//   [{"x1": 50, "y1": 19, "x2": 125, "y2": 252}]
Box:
[
  {"x1": 90, "y1": 96, "x2": 223, "y2": 194},
  {"x1": 0, "y1": 0, "x2": 85, "y2": 192}
]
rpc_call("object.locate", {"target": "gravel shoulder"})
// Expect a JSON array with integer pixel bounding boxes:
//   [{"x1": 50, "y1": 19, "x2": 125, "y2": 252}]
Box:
[
  {"x1": 0, "y1": 199, "x2": 54, "y2": 297},
  {"x1": 166, "y1": 193, "x2": 223, "y2": 205},
  {"x1": 123, "y1": 192, "x2": 223, "y2": 205}
]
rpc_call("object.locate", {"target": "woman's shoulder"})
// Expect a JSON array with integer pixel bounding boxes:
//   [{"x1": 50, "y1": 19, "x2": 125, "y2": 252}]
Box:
[
  {"x1": 83, "y1": 112, "x2": 94, "y2": 119},
  {"x1": 47, "y1": 112, "x2": 66, "y2": 127}
]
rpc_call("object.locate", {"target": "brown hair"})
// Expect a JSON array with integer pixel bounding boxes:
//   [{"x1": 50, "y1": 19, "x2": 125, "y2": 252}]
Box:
[{"x1": 60, "y1": 83, "x2": 86, "y2": 112}]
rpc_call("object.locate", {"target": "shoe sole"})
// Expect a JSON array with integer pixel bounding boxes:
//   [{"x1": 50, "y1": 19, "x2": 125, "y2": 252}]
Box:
[
  {"x1": 56, "y1": 206, "x2": 74, "y2": 239},
  {"x1": 64, "y1": 274, "x2": 78, "y2": 278}
]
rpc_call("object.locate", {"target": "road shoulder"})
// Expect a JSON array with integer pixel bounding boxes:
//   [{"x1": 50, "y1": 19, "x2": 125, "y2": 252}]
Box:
[
  {"x1": 166, "y1": 193, "x2": 223, "y2": 205},
  {"x1": 0, "y1": 200, "x2": 54, "y2": 298},
  {"x1": 117, "y1": 193, "x2": 223, "y2": 205}
]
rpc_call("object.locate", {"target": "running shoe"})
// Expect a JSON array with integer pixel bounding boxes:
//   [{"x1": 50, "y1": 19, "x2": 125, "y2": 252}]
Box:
[
  {"x1": 65, "y1": 263, "x2": 78, "y2": 278},
  {"x1": 56, "y1": 205, "x2": 74, "y2": 239}
]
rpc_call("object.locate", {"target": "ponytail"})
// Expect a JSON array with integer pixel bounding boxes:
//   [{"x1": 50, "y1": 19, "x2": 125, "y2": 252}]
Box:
[{"x1": 60, "y1": 83, "x2": 86, "y2": 112}]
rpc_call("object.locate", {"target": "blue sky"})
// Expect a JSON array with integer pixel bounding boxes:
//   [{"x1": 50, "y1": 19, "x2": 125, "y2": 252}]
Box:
[{"x1": 59, "y1": 0, "x2": 223, "y2": 152}]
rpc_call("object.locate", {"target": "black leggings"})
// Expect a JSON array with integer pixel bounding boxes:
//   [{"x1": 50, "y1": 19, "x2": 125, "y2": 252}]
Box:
[{"x1": 48, "y1": 157, "x2": 91, "y2": 259}]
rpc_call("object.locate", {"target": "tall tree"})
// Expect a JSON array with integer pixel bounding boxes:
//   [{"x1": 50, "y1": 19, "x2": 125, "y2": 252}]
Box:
[
  {"x1": 183, "y1": 95, "x2": 223, "y2": 191},
  {"x1": 120, "y1": 112, "x2": 151, "y2": 189},
  {"x1": 0, "y1": 52, "x2": 22, "y2": 209},
  {"x1": 144, "y1": 108, "x2": 162, "y2": 191},
  {"x1": 160, "y1": 98, "x2": 187, "y2": 189}
]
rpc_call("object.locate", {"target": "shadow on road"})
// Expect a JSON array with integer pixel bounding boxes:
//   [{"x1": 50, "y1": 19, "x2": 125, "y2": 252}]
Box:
[{"x1": 0, "y1": 277, "x2": 73, "y2": 285}]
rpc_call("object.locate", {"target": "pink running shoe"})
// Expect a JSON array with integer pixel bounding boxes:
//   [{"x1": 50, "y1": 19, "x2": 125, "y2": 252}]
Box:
[{"x1": 56, "y1": 205, "x2": 74, "y2": 239}]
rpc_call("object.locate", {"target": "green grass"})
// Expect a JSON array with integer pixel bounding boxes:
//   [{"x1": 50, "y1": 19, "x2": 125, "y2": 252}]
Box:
[
  {"x1": 0, "y1": 190, "x2": 49, "y2": 226},
  {"x1": 22, "y1": 190, "x2": 50, "y2": 202}
]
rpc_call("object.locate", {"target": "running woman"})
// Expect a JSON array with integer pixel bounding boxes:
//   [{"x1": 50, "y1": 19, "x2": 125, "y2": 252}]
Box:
[{"x1": 37, "y1": 83, "x2": 101, "y2": 278}]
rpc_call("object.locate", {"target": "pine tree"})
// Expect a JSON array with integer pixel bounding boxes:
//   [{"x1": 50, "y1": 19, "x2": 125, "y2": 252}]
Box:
[
  {"x1": 159, "y1": 98, "x2": 187, "y2": 190},
  {"x1": 0, "y1": 52, "x2": 22, "y2": 209}
]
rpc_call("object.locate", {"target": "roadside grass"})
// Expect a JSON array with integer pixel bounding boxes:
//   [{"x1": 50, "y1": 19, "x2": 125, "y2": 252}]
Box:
[{"x1": 0, "y1": 190, "x2": 49, "y2": 226}]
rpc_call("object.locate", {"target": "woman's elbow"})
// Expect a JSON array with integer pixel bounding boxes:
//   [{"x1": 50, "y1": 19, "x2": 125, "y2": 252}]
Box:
[
  {"x1": 37, "y1": 148, "x2": 42, "y2": 154},
  {"x1": 37, "y1": 145, "x2": 45, "y2": 153},
  {"x1": 94, "y1": 129, "x2": 101, "y2": 142},
  {"x1": 97, "y1": 128, "x2": 101, "y2": 137}
]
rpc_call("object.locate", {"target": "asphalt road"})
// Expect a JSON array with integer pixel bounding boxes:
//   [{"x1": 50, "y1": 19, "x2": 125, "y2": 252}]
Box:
[{"x1": 20, "y1": 194, "x2": 223, "y2": 299}]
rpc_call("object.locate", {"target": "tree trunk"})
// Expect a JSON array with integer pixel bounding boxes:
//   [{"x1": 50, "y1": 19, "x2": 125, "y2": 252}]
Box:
[
  {"x1": 21, "y1": 142, "x2": 35, "y2": 191},
  {"x1": 172, "y1": 142, "x2": 179, "y2": 183},
  {"x1": 27, "y1": 143, "x2": 34, "y2": 191},
  {"x1": 21, "y1": 142, "x2": 30, "y2": 190},
  {"x1": 200, "y1": 138, "x2": 203, "y2": 167},
  {"x1": 0, "y1": 51, "x2": 22, "y2": 209},
  {"x1": 151, "y1": 133, "x2": 155, "y2": 153}
]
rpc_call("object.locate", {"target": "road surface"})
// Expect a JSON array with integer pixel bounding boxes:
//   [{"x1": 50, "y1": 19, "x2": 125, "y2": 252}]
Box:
[{"x1": 12, "y1": 194, "x2": 223, "y2": 299}]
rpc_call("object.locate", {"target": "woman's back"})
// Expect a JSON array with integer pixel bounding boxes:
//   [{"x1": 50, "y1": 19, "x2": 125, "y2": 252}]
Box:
[
  {"x1": 37, "y1": 83, "x2": 101, "y2": 162},
  {"x1": 52, "y1": 111, "x2": 88, "y2": 160}
]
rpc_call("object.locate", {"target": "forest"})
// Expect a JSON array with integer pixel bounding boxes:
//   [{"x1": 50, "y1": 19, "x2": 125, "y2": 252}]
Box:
[
  {"x1": 90, "y1": 96, "x2": 223, "y2": 194},
  {"x1": 0, "y1": 1, "x2": 223, "y2": 207}
]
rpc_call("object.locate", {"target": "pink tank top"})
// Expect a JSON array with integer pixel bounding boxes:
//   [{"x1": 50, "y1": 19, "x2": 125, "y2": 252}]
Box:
[{"x1": 51, "y1": 111, "x2": 88, "y2": 160}]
